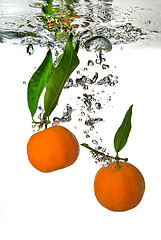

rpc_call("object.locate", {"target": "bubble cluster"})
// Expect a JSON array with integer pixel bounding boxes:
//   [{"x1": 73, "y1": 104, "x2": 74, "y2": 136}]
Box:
[
  {"x1": 58, "y1": 50, "x2": 118, "y2": 146},
  {"x1": 52, "y1": 104, "x2": 73, "y2": 125},
  {"x1": 63, "y1": 51, "x2": 118, "y2": 91},
  {"x1": 89, "y1": 146, "x2": 114, "y2": 167}
]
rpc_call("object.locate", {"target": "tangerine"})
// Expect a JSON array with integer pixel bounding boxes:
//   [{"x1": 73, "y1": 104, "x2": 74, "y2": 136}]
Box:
[
  {"x1": 94, "y1": 161, "x2": 145, "y2": 212},
  {"x1": 27, "y1": 125, "x2": 79, "y2": 173}
]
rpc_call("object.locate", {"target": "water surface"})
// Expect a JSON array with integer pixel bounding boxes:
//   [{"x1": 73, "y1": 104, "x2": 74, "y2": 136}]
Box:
[{"x1": 0, "y1": 0, "x2": 161, "y2": 47}]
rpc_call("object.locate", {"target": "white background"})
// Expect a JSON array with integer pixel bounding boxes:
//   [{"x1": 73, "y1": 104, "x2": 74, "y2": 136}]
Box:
[{"x1": 0, "y1": 40, "x2": 161, "y2": 239}]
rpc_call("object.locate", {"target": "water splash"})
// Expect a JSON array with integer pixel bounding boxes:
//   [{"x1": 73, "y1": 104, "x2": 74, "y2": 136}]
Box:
[{"x1": 1, "y1": 0, "x2": 160, "y2": 46}]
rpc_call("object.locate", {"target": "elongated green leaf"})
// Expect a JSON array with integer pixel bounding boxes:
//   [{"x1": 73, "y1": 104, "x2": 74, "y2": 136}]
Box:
[
  {"x1": 27, "y1": 49, "x2": 53, "y2": 118},
  {"x1": 114, "y1": 105, "x2": 133, "y2": 154},
  {"x1": 44, "y1": 34, "x2": 79, "y2": 118}
]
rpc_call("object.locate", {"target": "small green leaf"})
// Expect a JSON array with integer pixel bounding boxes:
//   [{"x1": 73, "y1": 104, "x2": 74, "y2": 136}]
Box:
[
  {"x1": 27, "y1": 49, "x2": 53, "y2": 118},
  {"x1": 114, "y1": 105, "x2": 133, "y2": 154},
  {"x1": 44, "y1": 34, "x2": 79, "y2": 118}
]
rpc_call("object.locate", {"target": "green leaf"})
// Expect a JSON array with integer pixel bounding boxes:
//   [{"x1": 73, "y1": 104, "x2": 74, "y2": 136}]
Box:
[
  {"x1": 114, "y1": 105, "x2": 133, "y2": 154},
  {"x1": 44, "y1": 34, "x2": 79, "y2": 118},
  {"x1": 27, "y1": 49, "x2": 53, "y2": 118}
]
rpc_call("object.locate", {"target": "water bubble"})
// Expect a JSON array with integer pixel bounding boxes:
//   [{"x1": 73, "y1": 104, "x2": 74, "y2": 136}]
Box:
[
  {"x1": 84, "y1": 36, "x2": 112, "y2": 52},
  {"x1": 26, "y1": 44, "x2": 34, "y2": 55},
  {"x1": 52, "y1": 104, "x2": 73, "y2": 124},
  {"x1": 53, "y1": 117, "x2": 61, "y2": 124},
  {"x1": 102, "y1": 148, "x2": 106, "y2": 153},
  {"x1": 95, "y1": 102, "x2": 101, "y2": 109},
  {"x1": 86, "y1": 78, "x2": 93, "y2": 84},
  {"x1": 64, "y1": 78, "x2": 73, "y2": 89},
  {"x1": 96, "y1": 51, "x2": 106, "y2": 65},
  {"x1": 85, "y1": 117, "x2": 103, "y2": 126},
  {"x1": 87, "y1": 94, "x2": 92, "y2": 100},
  {"x1": 66, "y1": 104, "x2": 72, "y2": 112},
  {"x1": 85, "y1": 118, "x2": 95, "y2": 126},
  {"x1": 92, "y1": 72, "x2": 98, "y2": 83},
  {"x1": 83, "y1": 68, "x2": 88, "y2": 71},
  {"x1": 86, "y1": 134, "x2": 90, "y2": 138},
  {"x1": 96, "y1": 78, "x2": 106, "y2": 85},
  {"x1": 92, "y1": 140, "x2": 98, "y2": 145},
  {"x1": 102, "y1": 164, "x2": 108, "y2": 168},
  {"x1": 87, "y1": 60, "x2": 94, "y2": 66},
  {"x1": 61, "y1": 104, "x2": 72, "y2": 122},
  {"x1": 84, "y1": 130, "x2": 89, "y2": 134},
  {"x1": 90, "y1": 126, "x2": 95, "y2": 131},
  {"x1": 107, "y1": 96, "x2": 111, "y2": 102},
  {"x1": 37, "y1": 106, "x2": 42, "y2": 110},
  {"x1": 76, "y1": 76, "x2": 87, "y2": 87},
  {"x1": 94, "y1": 118, "x2": 103, "y2": 123},
  {"x1": 102, "y1": 64, "x2": 109, "y2": 69},
  {"x1": 83, "y1": 85, "x2": 88, "y2": 90},
  {"x1": 95, "y1": 146, "x2": 102, "y2": 151}
]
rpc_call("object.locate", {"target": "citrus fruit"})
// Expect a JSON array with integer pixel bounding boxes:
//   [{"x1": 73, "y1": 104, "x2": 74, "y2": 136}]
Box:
[
  {"x1": 94, "y1": 161, "x2": 145, "y2": 212},
  {"x1": 27, "y1": 125, "x2": 79, "y2": 173}
]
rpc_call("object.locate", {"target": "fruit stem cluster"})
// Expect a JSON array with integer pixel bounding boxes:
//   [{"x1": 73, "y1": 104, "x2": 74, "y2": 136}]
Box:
[{"x1": 32, "y1": 113, "x2": 51, "y2": 130}]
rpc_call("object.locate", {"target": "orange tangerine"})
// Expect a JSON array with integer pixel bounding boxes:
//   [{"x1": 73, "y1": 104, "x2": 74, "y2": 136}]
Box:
[
  {"x1": 27, "y1": 125, "x2": 79, "y2": 173},
  {"x1": 94, "y1": 161, "x2": 145, "y2": 211}
]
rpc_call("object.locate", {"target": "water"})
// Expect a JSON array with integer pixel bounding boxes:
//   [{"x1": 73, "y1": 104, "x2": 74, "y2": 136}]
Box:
[
  {"x1": 1, "y1": 0, "x2": 161, "y2": 149},
  {"x1": 1, "y1": 1, "x2": 161, "y2": 239},
  {"x1": 0, "y1": 0, "x2": 161, "y2": 46},
  {"x1": 1, "y1": 0, "x2": 161, "y2": 153}
]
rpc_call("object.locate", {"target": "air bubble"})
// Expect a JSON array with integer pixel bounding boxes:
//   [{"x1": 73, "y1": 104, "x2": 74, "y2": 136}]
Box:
[
  {"x1": 27, "y1": 44, "x2": 34, "y2": 55},
  {"x1": 53, "y1": 117, "x2": 61, "y2": 123},
  {"x1": 87, "y1": 60, "x2": 94, "y2": 66},
  {"x1": 90, "y1": 126, "x2": 95, "y2": 131},
  {"x1": 83, "y1": 85, "x2": 88, "y2": 90},
  {"x1": 102, "y1": 64, "x2": 109, "y2": 69},
  {"x1": 102, "y1": 148, "x2": 106, "y2": 153},
  {"x1": 84, "y1": 36, "x2": 112, "y2": 52},
  {"x1": 85, "y1": 117, "x2": 103, "y2": 126},
  {"x1": 64, "y1": 78, "x2": 73, "y2": 89},
  {"x1": 37, "y1": 106, "x2": 42, "y2": 110},
  {"x1": 92, "y1": 140, "x2": 98, "y2": 145},
  {"x1": 86, "y1": 134, "x2": 90, "y2": 138},
  {"x1": 107, "y1": 96, "x2": 111, "y2": 102},
  {"x1": 92, "y1": 72, "x2": 98, "y2": 83},
  {"x1": 95, "y1": 102, "x2": 101, "y2": 109}
]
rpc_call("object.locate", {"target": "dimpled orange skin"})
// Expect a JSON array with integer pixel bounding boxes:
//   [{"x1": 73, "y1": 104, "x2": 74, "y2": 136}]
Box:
[
  {"x1": 94, "y1": 161, "x2": 145, "y2": 212},
  {"x1": 27, "y1": 125, "x2": 79, "y2": 173}
]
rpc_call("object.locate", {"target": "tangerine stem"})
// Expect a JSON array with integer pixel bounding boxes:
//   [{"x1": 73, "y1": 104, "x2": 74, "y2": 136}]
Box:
[
  {"x1": 32, "y1": 118, "x2": 50, "y2": 129},
  {"x1": 81, "y1": 143, "x2": 109, "y2": 158},
  {"x1": 115, "y1": 155, "x2": 121, "y2": 168},
  {"x1": 81, "y1": 143, "x2": 128, "y2": 163}
]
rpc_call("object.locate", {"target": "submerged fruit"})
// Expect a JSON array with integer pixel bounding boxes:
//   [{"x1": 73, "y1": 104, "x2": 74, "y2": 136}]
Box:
[
  {"x1": 27, "y1": 125, "x2": 79, "y2": 173},
  {"x1": 94, "y1": 161, "x2": 145, "y2": 212}
]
